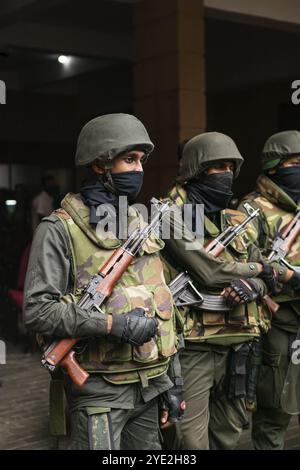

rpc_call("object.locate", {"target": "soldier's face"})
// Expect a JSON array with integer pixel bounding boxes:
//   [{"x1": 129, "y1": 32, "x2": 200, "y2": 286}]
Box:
[
  {"x1": 111, "y1": 151, "x2": 146, "y2": 174},
  {"x1": 205, "y1": 161, "x2": 234, "y2": 175},
  {"x1": 280, "y1": 155, "x2": 300, "y2": 168},
  {"x1": 92, "y1": 150, "x2": 146, "y2": 175}
]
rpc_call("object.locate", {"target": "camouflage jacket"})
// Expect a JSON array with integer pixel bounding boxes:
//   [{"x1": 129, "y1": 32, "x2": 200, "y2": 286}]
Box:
[
  {"x1": 162, "y1": 185, "x2": 270, "y2": 347},
  {"x1": 240, "y1": 174, "x2": 300, "y2": 331}
]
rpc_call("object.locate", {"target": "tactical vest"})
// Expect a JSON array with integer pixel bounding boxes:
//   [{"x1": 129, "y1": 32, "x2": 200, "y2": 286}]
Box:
[
  {"x1": 55, "y1": 193, "x2": 177, "y2": 385},
  {"x1": 164, "y1": 185, "x2": 270, "y2": 346},
  {"x1": 242, "y1": 174, "x2": 300, "y2": 311}
]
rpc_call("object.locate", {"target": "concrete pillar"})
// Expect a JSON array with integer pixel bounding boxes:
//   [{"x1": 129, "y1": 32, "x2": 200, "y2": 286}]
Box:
[{"x1": 133, "y1": 0, "x2": 206, "y2": 199}]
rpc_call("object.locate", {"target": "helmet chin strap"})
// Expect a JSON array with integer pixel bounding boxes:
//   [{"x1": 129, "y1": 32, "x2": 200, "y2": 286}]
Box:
[{"x1": 101, "y1": 169, "x2": 118, "y2": 195}]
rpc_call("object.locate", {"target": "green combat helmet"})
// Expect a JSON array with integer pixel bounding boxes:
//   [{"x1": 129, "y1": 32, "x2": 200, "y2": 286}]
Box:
[
  {"x1": 75, "y1": 113, "x2": 154, "y2": 168},
  {"x1": 177, "y1": 132, "x2": 244, "y2": 183},
  {"x1": 262, "y1": 130, "x2": 300, "y2": 171}
]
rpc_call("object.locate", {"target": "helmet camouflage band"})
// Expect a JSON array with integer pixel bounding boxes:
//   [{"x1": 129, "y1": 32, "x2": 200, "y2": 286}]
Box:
[
  {"x1": 262, "y1": 130, "x2": 300, "y2": 171},
  {"x1": 75, "y1": 113, "x2": 154, "y2": 167},
  {"x1": 177, "y1": 132, "x2": 244, "y2": 183}
]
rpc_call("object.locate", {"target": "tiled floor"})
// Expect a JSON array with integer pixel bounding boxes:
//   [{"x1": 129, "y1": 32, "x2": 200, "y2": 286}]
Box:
[{"x1": 0, "y1": 343, "x2": 299, "y2": 450}]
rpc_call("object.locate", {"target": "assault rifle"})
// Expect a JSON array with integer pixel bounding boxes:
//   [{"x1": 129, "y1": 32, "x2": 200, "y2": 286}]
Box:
[
  {"x1": 169, "y1": 203, "x2": 279, "y2": 314},
  {"x1": 268, "y1": 210, "x2": 300, "y2": 274},
  {"x1": 41, "y1": 198, "x2": 170, "y2": 387}
]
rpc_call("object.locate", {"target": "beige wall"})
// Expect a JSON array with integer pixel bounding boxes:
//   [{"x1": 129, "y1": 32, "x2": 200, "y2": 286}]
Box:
[{"x1": 205, "y1": 0, "x2": 300, "y2": 25}]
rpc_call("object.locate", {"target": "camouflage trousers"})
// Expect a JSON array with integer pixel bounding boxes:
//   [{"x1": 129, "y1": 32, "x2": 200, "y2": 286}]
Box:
[
  {"x1": 168, "y1": 346, "x2": 248, "y2": 450},
  {"x1": 68, "y1": 393, "x2": 162, "y2": 450},
  {"x1": 252, "y1": 326, "x2": 294, "y2": 450}
]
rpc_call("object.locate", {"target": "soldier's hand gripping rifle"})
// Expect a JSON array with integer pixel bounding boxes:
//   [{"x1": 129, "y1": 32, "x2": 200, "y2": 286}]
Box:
[
  {"x1": 267, "y1": 210, "x2": 300, "y2": 274},
  {"x1": 169, "y1": 204, "x2": 278, "y2": 313},
  {"x1": 41, "y1": 199, "x2": 170, "y2": 387}
]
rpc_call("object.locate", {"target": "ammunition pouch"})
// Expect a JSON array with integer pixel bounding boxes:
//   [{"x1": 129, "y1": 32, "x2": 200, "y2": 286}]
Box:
[
  {"x1": 226, "y1": 342, "x2": 250, "y2": 399},
  {"x1": 226, "y1": 339, "x2": 262, "y2": 411}
]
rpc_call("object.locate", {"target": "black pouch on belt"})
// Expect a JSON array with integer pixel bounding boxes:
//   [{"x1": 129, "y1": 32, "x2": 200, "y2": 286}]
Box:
[{"x1": 226, "y1": 342, "x2": 250, "y2": 400}]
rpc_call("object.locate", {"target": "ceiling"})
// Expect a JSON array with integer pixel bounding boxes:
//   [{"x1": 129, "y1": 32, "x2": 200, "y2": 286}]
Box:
[
  {"x1": 0, "y1": 0, "x2": 300, "y2": 95},
  {"x1": 0, "y1": 0, "x2": 133, "y2": 92}
]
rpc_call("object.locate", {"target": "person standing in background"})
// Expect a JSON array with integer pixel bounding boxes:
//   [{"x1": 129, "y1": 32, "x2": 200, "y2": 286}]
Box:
[{"x1": 31, "y1": 175, "x2": 60, "y2": 232}]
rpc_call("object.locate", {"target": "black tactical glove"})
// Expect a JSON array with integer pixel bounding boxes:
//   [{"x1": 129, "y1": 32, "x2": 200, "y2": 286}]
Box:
[
  {"x1": 258, "y1": 260, "x2": 281, "y2": 295},
  {"x1": 110, "y1": 308, "x2": 158, "y2": 347},
  {"x1": 159, "y1": 378, "x2": 186, "y2": 424},
  {"x1": 223, "y1": 279, "x2": 259, "y2": 309},
  {"x1": 288, "y1": 271, "x2": 300, "y2": 291}
]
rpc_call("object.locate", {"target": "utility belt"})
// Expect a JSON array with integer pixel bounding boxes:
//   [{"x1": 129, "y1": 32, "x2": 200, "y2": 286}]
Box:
[{"x1": 225, "y1": 338, "x2": 262, "y2": 411}]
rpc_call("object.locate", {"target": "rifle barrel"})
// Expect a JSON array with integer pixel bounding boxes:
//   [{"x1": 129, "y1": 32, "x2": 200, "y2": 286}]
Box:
[{"x1": 130, "y1": 201, "x2": 170, "y2": 255}]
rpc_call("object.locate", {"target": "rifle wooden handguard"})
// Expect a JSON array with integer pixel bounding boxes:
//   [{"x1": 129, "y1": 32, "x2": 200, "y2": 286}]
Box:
[{"x1": 262, "y1": 294, "x2": 280, "y2": 314}]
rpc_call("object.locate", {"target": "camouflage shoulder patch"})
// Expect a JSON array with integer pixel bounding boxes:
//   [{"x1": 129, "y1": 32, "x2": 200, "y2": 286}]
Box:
[
  {"x1": 167, "y1": 185, "x2": 187, "y2": 207},
  {"x1": 53, "y1": 207, "x2": 72, "y2": 220},
  {"x1": 204, "y1": 216, "x2": 220, "y2": 238}
]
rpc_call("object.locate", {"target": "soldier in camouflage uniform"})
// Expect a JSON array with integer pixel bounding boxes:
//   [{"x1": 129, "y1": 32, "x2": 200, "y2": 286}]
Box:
[
  {"x1": 161, "y1": 132, "x2": 280, "y2": 450},
  {"x1": 24, "y1": 114, "x2": 186, "y2": 450},
  {"x1": 239, "y1": 130, "x2": 300, "y2": 450}
]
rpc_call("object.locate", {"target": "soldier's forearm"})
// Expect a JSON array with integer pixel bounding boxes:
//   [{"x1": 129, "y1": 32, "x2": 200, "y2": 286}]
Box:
[
  {"x1": 24, "y1": 296, "x2": 108, "y2": 338},
  {"x1": 165, "y1": 210, "x2": 263, "y2": 288},
  {"x1": 165, "y1": 238, "x2": 262, "y2": 288}
]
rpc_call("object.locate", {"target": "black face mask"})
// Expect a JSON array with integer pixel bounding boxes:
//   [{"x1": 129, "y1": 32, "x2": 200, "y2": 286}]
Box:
[
  {"x1": 269, "y1": 166, "x2": 300, "y2": 203},
  {"x1": 81, "y1": 171, "x2": 144, "y2": 228},
  {"x1": 111, "y1": 171, "x2": 144, "y2": 203},
  {"x1": 187, "y1": 172, "x2": 234, "y2": 215},
  {"x1": 81, "y1": 178, "x2": 119, "y2": 225},
  {"x1": 202, "y1": 172, "x2": 234, "y2": 193}
]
